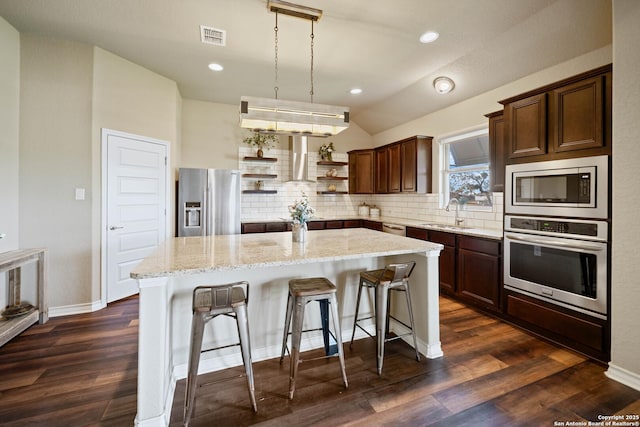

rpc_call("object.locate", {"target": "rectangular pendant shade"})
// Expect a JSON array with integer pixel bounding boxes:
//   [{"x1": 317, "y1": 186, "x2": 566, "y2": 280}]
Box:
[{"x1": 240, "y1": 96, "x2": 349, "y2": 137}]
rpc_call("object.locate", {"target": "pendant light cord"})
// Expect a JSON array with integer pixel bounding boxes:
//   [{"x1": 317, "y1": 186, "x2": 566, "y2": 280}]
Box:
[
  {"x1": 309, "y1": 19, "x2": 314, "y2": 103},
  {"x1": 274, "y1": 11, "x2": 279, "y2": 100}
]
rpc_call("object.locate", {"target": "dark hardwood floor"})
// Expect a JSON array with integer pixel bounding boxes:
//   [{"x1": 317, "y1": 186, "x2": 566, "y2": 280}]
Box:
[{"x1": 1, "y1": 295, "x2": 638, "y2": 426}]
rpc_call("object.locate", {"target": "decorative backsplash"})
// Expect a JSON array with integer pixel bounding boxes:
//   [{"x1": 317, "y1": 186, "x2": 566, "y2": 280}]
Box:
[{"x1": 238, "y1": 146, "x2": 503, "y2": 230}]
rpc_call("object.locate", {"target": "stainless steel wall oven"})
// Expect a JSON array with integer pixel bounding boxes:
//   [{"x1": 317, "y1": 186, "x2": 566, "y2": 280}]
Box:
[
  {"x1": 504, "y1": 215, "x2": 608, "y2": 319},
  {"x1": 504, "y1": 155, "x2": 610, "y2": 319}
]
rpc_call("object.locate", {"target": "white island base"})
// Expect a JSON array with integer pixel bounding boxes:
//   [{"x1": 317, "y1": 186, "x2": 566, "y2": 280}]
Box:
[{"x1": 131, "y1": 229, "x2": 443, "y2": 426}]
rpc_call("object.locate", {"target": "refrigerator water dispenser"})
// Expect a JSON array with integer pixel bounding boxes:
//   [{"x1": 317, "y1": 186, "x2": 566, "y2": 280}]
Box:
[{"x1": 184, "y1": 202, "x2": 201, "y2": 228}]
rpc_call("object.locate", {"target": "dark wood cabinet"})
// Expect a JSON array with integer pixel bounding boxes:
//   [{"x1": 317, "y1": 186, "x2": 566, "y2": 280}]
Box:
[
  {"x1": 265, "y1": 222, "x2": 289, "y2": 232},
  {"x1": 241, "y1": 223, "x2": 266, "y2": 234},
  {"x1": 399, "y1": 136, "x2": 432, "y2": 193},
  {"x1": 324, "y1": 220, "x2": 343, "y2": 229},
  {"x1": 405, "y1": 227, "x2": 458, "y2": 297},
  {"x1": 551, "y1": 75, "x2": 605, "y2": 153},
  {"x1": 388, "y1": 144, "x2": 402, "y2": 193},
  {"x1": 375, "y1": 148, "x2": 388, "y2": 193},
  {"x1": 307, "y1": 221, "x2": 325, "y2": 230},
  {"x1": 429, "y1": 231, "x2": 457, "y2": 296},
  {"x1": 242, "y1": 219, "x2": 363, "y2": 234},
  {"x1": 505, "y1": 290, "x2": 609, "y2": 363},
  {"x1": 365, "y1": 135, "x2": 432, "y2": 194},
  {"x1": 504, "y1": 93, "x2": 547, "y2": 159},
  {"x1": 500, "y1": 64, "x2": 612, "y2": 164},
  {"x1": 486, "y1": 110, "x2": 505, "y2": 193},
  {"x1": 348, "y1": 149, "x2": 375, "y2": 194},
  {"x1": 362, "y1": 219, "x2": 382, "y2": 231},
  {"x1": 343, "y1": 219, "x2": 362, "y2": 228},
  {"x1": 457, "y1": 235, "x2": 502, "y2": 312}
]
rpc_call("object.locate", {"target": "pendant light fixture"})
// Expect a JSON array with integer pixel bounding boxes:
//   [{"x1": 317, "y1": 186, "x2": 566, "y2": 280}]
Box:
[{"x1": 239, "y1": 0, "x2": 349, "y2": 137}]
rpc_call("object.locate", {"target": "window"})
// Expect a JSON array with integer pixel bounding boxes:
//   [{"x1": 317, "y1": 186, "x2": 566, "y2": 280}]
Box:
[{"x1": 441, "y1": 127, "x2": 491, "y2": 208}]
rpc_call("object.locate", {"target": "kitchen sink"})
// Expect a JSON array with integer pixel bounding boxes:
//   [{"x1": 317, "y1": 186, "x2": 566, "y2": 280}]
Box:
[{"x1": 420, "y1": 223, "x2": 470, "y2": 231}]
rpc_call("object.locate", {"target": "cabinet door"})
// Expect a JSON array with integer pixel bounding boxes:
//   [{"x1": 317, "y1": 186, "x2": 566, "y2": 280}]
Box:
[
  {"x1": 241, "y1": 223, "x2": 266, "y2": 234},
  {"x1": 401, "y1": 139, "x2": 417, "y2": 192},
  {"x1": 551, "y1": 75, "x2": 604, "y2": 153},
  {"x1": 458, "y1": 248, "x2": 501, "y2": 312},
  {"x1": 375, "y1": 148, "x2": 388, "y2": 193},
  {"x1": 487, "y1": 112, "x2": 505, "y2": 192},
  {"x1": 439, "y1": 245, "x2": 456, "y2": 295},
  {"x1": 325, "y1": 220, "x2": 343, "y2": 229},
  {"x1": 388, "y1": 144, "x2": 401, "y2": 193},
  {"x1": 506, "y1": 93, "x2": 547, "y2": 159},
  {"x1": 343, "y1": 220, "x2": 362, "y2": 228},
  {"x1": 265, "y1": 222, "x2": 287, "y2": 232},
  {"x1": 362, "y1": 220, "x2": 382, "y2": 231},
  {"x1": 307, "y1": 221, "x2": 325, "y2": 230},
  {"x1": 349, "y1": 150, "x2": 375, "y2": 194}
]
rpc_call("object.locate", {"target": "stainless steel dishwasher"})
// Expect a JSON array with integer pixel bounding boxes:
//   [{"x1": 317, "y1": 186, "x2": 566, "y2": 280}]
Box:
[{"x1": 382, "y1": 223, "x2": 406, "y2": 236}]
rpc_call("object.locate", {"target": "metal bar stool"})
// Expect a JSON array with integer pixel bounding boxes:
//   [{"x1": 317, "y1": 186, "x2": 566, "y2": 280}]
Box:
[
  {"x1": 350, "y1": 261, "x2": 420, "y2": 375},
  {"x1": 279, "y1": 277, "x2": 348, "y2": 399},
  {"x1": 184, "y1": 281, "x2": 257, "y2": 426}
]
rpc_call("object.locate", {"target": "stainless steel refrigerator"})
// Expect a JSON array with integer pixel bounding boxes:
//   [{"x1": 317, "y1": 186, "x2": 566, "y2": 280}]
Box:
[{"x1": 177, "y1": 168, "x2": 241, "y2": 236}]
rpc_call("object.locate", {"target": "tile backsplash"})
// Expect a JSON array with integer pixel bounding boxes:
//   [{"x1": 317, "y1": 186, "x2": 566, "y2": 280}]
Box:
[{"x1": 239, "y1": 147, "x2": 503, "y2": 231}]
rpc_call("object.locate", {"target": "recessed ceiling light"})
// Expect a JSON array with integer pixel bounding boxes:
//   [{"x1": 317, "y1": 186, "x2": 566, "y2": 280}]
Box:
[
  {"x1": 350, "y1": 88, "x2": 363, "y2": 95},
  {"x1": 419, "y1": 31, "x2": 439, "y2": 44},
  {"x1": 433, "y1": 76, "x2": 455, "y2": 94},
  {"x1": 208, "y1": 63, "x2": 224, "y2": 71}
]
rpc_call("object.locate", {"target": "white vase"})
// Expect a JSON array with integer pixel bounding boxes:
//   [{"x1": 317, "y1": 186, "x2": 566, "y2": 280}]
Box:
[{"x1": 292, "y1": 223, "x2": 307, "y2": 242}]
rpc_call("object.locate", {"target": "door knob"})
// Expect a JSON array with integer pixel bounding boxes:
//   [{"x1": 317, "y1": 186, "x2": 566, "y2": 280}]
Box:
[{"x1": 109, "y1": 226, "x2": 124, "y2": 230}]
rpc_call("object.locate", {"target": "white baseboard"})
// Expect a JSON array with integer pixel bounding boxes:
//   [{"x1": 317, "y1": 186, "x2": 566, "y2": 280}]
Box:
[
  {"x1": 606, "y1": 363, "x2": 640, "y2": 392},
  {"x1": 48, "y1": 300, "x2": 105, "y2": 317}
]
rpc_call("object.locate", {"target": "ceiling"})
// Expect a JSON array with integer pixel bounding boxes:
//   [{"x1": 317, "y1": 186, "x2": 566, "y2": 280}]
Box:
[{"x1": 0, "y1": 0, "x2": 612, "y2": 135}]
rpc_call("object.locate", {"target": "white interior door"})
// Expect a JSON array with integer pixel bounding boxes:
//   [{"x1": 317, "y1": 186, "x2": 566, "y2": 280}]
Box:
[{"x1": 105, "y1": 130, "x2": 168, "y2": 303}]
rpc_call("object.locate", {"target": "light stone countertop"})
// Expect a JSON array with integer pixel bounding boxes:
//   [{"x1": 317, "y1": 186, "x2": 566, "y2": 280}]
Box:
[{"x1": 131, "y1": 228, "x2": 443, "y2": 279}]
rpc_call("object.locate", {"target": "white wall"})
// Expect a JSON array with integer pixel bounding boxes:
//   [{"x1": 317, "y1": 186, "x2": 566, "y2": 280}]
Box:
[
  {"x1": 374, "y1": 46, "x2": 613, "y2": 193},
  {"x1": 0, "y1": 17, "x2": 20, "y2": 253},
  {"x1": 608, "y1": 0, "x2": 640, "y2": 390},
  {"x1": 19, "y1": 35, "x2": 94, "y2": 307},
  {"x1": 92, "y1": 47, "x2": 181, "y2": 301},
  {"x1": 180, "y1": 99, "x2": 374, "y2": 171}
]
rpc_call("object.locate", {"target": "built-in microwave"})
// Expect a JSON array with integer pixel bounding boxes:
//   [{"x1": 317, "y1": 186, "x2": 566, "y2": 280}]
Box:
[{"x1": 505, "y1": 155, "x2": 609, "y2": 219}]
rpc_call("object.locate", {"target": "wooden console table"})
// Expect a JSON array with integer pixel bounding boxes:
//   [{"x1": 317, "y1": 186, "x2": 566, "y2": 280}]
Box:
[{"x1": 0, "y1": 248, "x2": 47, "y2": 347}]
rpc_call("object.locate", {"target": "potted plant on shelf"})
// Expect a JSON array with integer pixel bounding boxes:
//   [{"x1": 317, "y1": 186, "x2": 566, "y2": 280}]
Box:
[
  {"x1": 318, "y1": 142, "x2": 335, "y2": 161},
  {"x1": 289, "y1": 192, "x2": 314, "y2": 242},
  {"x1": 243, "y1": 132, "x2": 279, "y2": 158}
]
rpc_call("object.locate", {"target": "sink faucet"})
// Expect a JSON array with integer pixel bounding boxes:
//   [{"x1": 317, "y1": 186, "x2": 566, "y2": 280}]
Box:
[{"x1": 445, "y1": 198, "x2": 464, "y2": 226}]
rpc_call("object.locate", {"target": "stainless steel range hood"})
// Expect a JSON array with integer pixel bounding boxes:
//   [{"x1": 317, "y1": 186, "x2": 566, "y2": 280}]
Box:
[{"x1": 288, "y1": 136, "x2": 314, "y2": 182}]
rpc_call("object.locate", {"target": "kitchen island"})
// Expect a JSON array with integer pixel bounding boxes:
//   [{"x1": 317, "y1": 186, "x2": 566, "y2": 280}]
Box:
[{"x1": 131, "y1": 228, "x2": 443, "y2": 426}]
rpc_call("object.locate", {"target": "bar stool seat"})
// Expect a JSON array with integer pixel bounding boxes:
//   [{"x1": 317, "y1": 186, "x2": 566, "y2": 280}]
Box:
[
  {"x1": 350, "y1": 261, "x2": 420, "y2": 375},
  {"x1": 184, "y1": 281, "x2": 257, "y2": 426},
  {"x1": 280, "y1": 277, "x2": 348, "y2": 399}
]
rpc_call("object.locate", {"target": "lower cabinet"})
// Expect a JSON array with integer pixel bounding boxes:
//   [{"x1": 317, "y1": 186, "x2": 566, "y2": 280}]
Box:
[
  {"x1": 406, "y1": 227, "x2": 502, "y2": 312},
  {"x1": 457, "y1": 236, "x2": 502, "y2": 313},
  {"x1": 242, "y1": 219, "x2": 364, "y2": 233},
  {"x1": 362, "y1": 220, "x2": 383, "y2": 231},
  {"x1": 505, "y1": 290, "x2": 609, "y2": 363}
]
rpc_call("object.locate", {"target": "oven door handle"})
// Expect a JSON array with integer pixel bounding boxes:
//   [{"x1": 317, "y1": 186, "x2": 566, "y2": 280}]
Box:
[{"x1": 504, "y1": 233, "x2": 605, "y2": 252}]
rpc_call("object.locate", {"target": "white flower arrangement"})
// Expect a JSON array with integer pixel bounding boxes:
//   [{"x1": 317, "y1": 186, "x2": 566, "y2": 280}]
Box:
[{"x1": 289, "y1": 192, "x2": 315, "y2": 225}]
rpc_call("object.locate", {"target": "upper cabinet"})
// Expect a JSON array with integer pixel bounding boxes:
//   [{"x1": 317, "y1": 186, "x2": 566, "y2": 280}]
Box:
[
  {"x1": 400, "y1": 136, "x2": 432, "y2": 193},
  {"x1": 359, "y1": 135, "x2": 432, "y2": 194},
  {"x1": 500, "y1": 64, "x2": 612, "y2": 164},
  {"x1": 485, "y1": 110, "x2": 505, "y2": 193},
  {"x1": 348, "y1": 149, "x2": 375, "y2": 194}
]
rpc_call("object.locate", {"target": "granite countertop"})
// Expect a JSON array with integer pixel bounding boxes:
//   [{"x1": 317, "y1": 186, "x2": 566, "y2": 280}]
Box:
[
  {"x1": 131, "y1": 228, "x2": 443, "y2": 279},
  {"x1": 242, "y1": 215, "x2": 503, "y2": 240}
]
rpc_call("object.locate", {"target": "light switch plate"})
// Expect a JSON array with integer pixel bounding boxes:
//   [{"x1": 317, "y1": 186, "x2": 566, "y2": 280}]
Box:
[{"x1": 75, "y1": 188, "x2": 85, "y2": 201}]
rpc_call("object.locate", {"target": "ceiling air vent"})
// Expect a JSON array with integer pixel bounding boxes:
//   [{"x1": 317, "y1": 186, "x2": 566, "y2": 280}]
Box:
[{"x1": 200, "y1": 25, "x2": 226, "y2": 46}]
